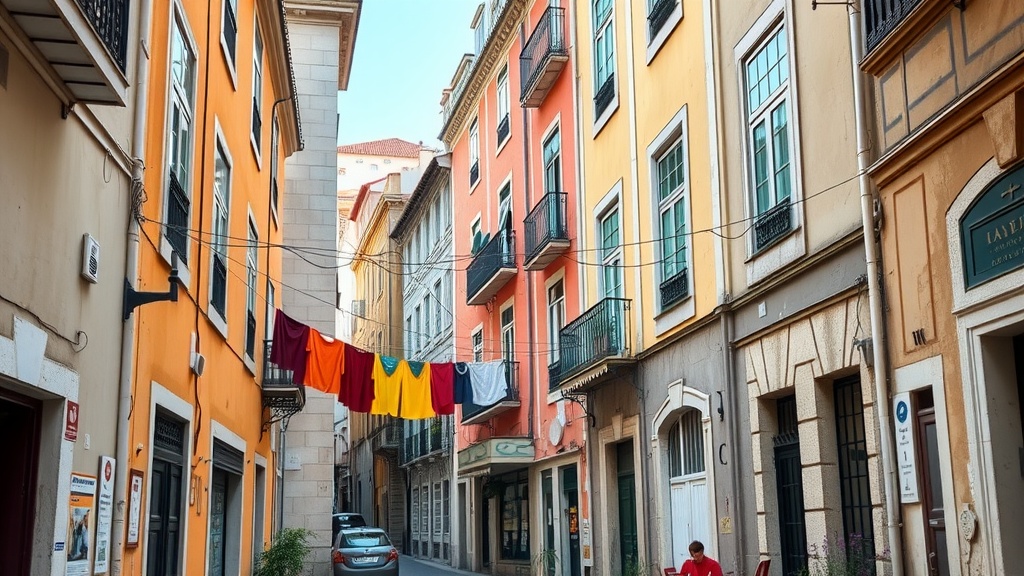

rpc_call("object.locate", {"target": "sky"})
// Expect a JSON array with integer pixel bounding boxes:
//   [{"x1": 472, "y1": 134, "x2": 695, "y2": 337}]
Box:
[{"x1": 337, "y1": 0, "x2": 482, "y2": 150}]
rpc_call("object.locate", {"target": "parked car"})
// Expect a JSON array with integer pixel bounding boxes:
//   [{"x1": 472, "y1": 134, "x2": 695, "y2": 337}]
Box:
[
  {"x1": 332, "y1": 513, "x2": 367, "y2": 540},
  {"x1": 332, "y1": 527, "x2": 399, "y2": 575}
]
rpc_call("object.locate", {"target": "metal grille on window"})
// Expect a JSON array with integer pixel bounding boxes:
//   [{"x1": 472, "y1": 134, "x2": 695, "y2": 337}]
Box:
[
  {"x1": 834, "y1": 376, "x2": 876, "y2": 565},
  {"x1": 154, "y1": 413, "x2": 185, "y2": 455}
]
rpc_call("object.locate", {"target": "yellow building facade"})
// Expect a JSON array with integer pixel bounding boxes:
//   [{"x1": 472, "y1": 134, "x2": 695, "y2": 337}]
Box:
[{"x1": 128, "y1": 0, "x2": 300, "y2": 574}]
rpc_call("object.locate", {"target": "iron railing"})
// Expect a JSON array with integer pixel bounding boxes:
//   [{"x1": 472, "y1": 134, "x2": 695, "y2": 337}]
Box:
[
  {"x1": 753, "y1": 197, "x2": 792, "y2": 252},
  {"x1": 166, "y1": 173, "x2": 190, "y2": 264},
  {"x1": 647, "y1": 0, "x2": 676, "y2": 38},
  {"x1": 211, "y1": 255, "x2": 227, "y2": 317},
  {"x1": 496, "y1": 114, "x2": 510, "y2": 143},
  {"x1": 78, "y1": 0, "x2": 129, "y2": 72},
  {"x1": 462, "y1": 361, "x2": 519, "y2": 423},
  {"x1": 223, "y1": 0, "x2": 237, "y2": 62},
  {"x1": 400, "y1": 419, "x2": 451, "y2": 465},
  {"x1": 470, "y1": 160, "x2": 480, "y2": 187},
  {"x1": 372, "y1": 421, "x2": 402, "y2": 452},
  {"x1": 660, "y1": 267, "x2": 689, "y2": 309},
  {"x1": 556, "y1": 297, "x2": 631, "y2": 384},
  {"x1": 524, "y1": 192, "x2": 569, "y2": 264},
  {"x1": 548, "y1": 360, "x2": 561, "y2": 391},
  {"x1": 863, "y1": 0, "x2": 923, "y2": 52},
  {"x1": 466, "y1": 229, "x2": 516, "y2": 303},
  {"x1": 261, "y1": 339, "x2": 305, "y2": 405},
  {"x1": 595, "y1": 73, "x2": 615, "y2": 117},
  {"x1": 251, "y1": 97, "x2": 262, "y2": 149},
  {"x1": 519, "y1": 6, "x2": 567, "y2": 100},
  {"x1": 245, "y1": 311, "x2": 256, "y2": 359}
]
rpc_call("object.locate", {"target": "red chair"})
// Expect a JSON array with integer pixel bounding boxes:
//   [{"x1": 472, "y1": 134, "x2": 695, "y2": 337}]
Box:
[
  {"x1": 663, "y1": 568, "x2": 679, "y2": 576},
  {"x1": 753, "y1": 559, "x2": 771, "y2": 576}
]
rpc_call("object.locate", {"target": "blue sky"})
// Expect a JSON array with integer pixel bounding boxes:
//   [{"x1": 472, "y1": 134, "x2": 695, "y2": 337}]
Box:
[{"x1": 337, "y1": 0, "x2": 481, "y2": 149}]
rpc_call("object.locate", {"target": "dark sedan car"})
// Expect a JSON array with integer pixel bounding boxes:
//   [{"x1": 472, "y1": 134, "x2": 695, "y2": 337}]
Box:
[
  {"x1": 332, "y1": 512, "x2": 367, "y2": 540},
  {"x1": 332, "y1": 528, "x2": 399, "y2": 575}
]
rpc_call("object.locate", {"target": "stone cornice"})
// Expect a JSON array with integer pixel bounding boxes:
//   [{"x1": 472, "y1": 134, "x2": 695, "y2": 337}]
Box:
[
  {"x1": 284, "y1": 0, "x2": 361, "y2": 90},
  {"x1": 440, "y1": 0, "x2": 527, "y2": 146}
]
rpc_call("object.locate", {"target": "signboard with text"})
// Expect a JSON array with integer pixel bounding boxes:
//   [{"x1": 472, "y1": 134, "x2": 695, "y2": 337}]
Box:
[
  {"x1": 961, "y1": 162, "x2": 1024, "y2": 288},
  {"x1": 894, "y1": 392, "x2": 920, "y2": 503}
]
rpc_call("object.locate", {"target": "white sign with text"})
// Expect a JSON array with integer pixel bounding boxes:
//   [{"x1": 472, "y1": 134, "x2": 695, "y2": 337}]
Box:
[{"x1": 894, "y1": 392, "x2": 920, "y2": 503}]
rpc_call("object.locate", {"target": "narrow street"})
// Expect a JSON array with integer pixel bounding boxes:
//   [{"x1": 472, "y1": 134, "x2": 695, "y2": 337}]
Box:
[{"x1": 399, "y1": 556, "x2": 479, "y2": 576}]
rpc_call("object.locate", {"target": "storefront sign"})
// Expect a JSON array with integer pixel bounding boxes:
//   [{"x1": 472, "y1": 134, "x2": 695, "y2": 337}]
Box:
[
  {"x1": 65, "y1": 401, "x2": 79, "y2": 441},
  {"x1": 961, "y1": 163, "x2": 1024, "y2": 288},
  {"x1": 67, "y1": 473, "x2": 96, "y2": 576},
  {"x1": 94, "y1": 457, "x2": 115, "y2": 574},
  {"x1": 894, "y1": 393, "x2": 920, "y2": 503},
  {"x1": 126, "y1": 469, "x2": 144, "y2": 548}
]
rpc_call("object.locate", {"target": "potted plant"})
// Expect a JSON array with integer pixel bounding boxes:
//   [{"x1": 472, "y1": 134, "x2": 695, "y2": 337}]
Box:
[
  {"x1": 253, "y1": 527, "x2": 314, "y2": 576},
  {"x1": 534, "y1": 548, "x2": 560, "y2": 576}
]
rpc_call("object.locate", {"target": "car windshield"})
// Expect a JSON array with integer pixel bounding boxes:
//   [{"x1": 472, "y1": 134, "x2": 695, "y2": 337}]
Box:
[{"x1": 341, "y1": 531, "x2": 389, "y2": 548}]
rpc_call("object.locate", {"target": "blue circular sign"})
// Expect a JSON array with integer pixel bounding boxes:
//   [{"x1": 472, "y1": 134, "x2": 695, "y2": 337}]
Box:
[{"x1": 896, "y1": 400, "x2": 909, "y2": 423}]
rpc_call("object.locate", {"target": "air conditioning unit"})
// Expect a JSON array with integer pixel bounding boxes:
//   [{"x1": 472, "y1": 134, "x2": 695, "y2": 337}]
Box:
[
  {"x1": 81, "y1": 233, "x2": 100, "y2": 283},
  {"x1": 351, "y1": 300, "x2": 365, "y2": 316}
]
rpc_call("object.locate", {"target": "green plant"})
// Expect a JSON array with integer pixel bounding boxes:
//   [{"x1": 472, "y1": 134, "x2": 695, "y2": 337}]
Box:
[
  {"x1": 534, "y1": 548, "x2": 560, "y2": 576},
  {"x1": 253, "y1": 527, "x2": 315, "y2": 576},
  {"x1": 623, "y1": 557, "x2": 655, "y2": 576},
  {"x1": 797, "y1": 533, "x2": 887, "y2": 576}
]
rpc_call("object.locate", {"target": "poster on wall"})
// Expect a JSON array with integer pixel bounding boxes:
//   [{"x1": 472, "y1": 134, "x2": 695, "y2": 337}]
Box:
[
  {"x1": 93, "y1": 457, "x2": 115, "y2": 574},
  {"x1": 66, "y1": 473, "x2": 97, "y2": 576},
  {"x1": 894, "y1": 392, "x2": 920, "y2": 503},
  {"x1": 126, "y1": 469, "x2": 144, "y2": 548}
]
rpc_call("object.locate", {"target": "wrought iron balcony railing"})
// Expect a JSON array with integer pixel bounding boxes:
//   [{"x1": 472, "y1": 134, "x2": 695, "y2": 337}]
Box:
[
  {"x1": 548, "y1": 360, "x2": 561, "y2": 391},
  {"x1": 466, "y1": 229, "x2": 517, "y2": 305},
  {"x1": 524, "y1": 192, "x2": 570, "y2": 270},
  {"x1": 166, "y1": 173, "x2": 190, "y2": 264},
  {"x1": 211, "y1": 255, "x2": 227, "y2": 317},
  {"x1": 595, "y1": 74, "x2": 615, "y2": 117},
  {"x1": 660, "y1": 267, "x2": 689, "y2": 309},
  {"x1": 864, "y1": 0, "x2": 923, "y2": 52},
  {"x1": 372, "y1": 421, "x2": 402, "y2": 452},
  {"x1": 496, "y1": 114, "x2": 510, "y2": 144},
  {"x1": 462, "y1": 361, "x2": 520, "y2": 424},
  {"x1": 261, "y1": 340, "x2": 305, "y2": 423},
  {"x1": 555, "y1": 297, "x2": 632, "y2": 385},
  {"x1": 647, "y1": 0, "x2": 676, "y2": 38},
  {"x1": 470, "y1": 160, "x2": 480, "y2": 187},
  {"x1": 519, "y1": 6, "x2": 568, "y2": 107},
  {"x1": 79, "y1": 0, "x2": 130, "y2": 72},
  {"x1": 400, "y1": 419, "x2": 452, "y2": 465},
  {"x1": 753, "y1": 197, "x2": 792, "y2": 252}
]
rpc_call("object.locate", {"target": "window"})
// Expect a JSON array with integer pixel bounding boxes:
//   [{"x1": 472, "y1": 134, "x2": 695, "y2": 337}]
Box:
[
  {"x1": 211, "y1": 142, "x2": 231, "y2": 319},
  {"x1": 166, "y1": 16, "x2": 197, "y2": 263},
  {"x1": 501, "y1": 305, "x2": 514, "y2": 362},
  {"x1": 547, "y1": 280, "x2": 565, "y2": 364},
  {"x1": 433, "y1": 482, "x2": 442, "y2": 537},
  {"x1": 270, "y1": 119, "x2": 280, "y2": 221},
  {"x1": 744, "y1": 25, "x2": 793, "y2": 249},
  {"x1": 414, "y1": 305, "x2": 422, "y2": 356},
  {"x1": 472, "y1": 329, "x2": 483, "y2": 362},
  {"x1": 543, "y1": 128, "x2": 561, "y2": 194},
  {"x1": 251, "y1": 19, "x2": 264, "y2": 151},
  {"x1": 421, "y1": 485, "x2": 429, "y2": 539},
  {"x1": 474, "y1": 13, "x2": 486, "y2": 54},
  {"x1": 424, "y1": 297, "x2": 432, "y2": 343},
  {"x1": 221, "y1": 0, "x2": 238, "y2": 65},
  {"x1": 656, "y1": 138, "x2": 689, "y2": 307},
  {"x1": 498, "y1": 181, "x2": 512, "y2": 232},
  {"x1": 405, "y1": 315, "x2": 413, "y2": 356},
  {"x1": 499, "y1": 470, "x2": 530, "y2": 560},
  {"x1": 469, "y1": 119, "x2": 480, "y2": 187},
  {"x1": 245, "y1": 218, "x2": 258, "y2": 359},
  {"x1": 433, "y1": 280, "x2": 443, "y2": 335},
  {"x1": 666, "y1": 410, "x2": 710, "y2": 568},
  {"x1": 599, "y1": 207, "x2": 623, "y2": 299},
  {"x1": 592, "y1": 0, "x2": 615, "y2": 115},
  {"x1": 470, "y1": 217, "x2": 482, "y2": 253},
  {"x1": 443, "y1": 480, "x2": 450, "y2": 535},
  {"x1": 647, "y1": 0, "x2": 676, "y2": 40},
  {"x1": 833, "y1": 376, "x2": 875, "y2": 560},
  {"x1": 411, "y1": 488, "x2": 420, "y2": 536},
  {"x1": 265, "y1": 281, "x2": 275, "y2": 344},
  {"x1": 496, "y1": 65, "x2": 510, "y2": 144}
]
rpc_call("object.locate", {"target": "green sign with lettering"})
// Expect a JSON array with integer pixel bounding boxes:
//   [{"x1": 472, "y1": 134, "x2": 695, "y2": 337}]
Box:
[{"x1": 961, "y1": 162, "x2": 1024, "y2": 289}]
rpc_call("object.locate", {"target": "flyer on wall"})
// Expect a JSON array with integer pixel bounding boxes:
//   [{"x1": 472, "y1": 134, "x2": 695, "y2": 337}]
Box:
[
  {"x1": 66, "y1": 473, "x2": 96, "y2": 576},
  {"x1": 94, "y1": 457, "x2": 116, "y2": 574}
]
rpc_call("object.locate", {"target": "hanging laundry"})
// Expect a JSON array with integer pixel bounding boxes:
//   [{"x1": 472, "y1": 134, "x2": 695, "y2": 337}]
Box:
[
  {"x1": 453, "y1": 362, "x2": 472, "y2": 405},
  {"x1": 467, "y1": 360, "x2": 509, "y2": 406},
  {"x1": 371, "y1": 355, "x2": 405, "y2": 416},
  {"x1": 270, "y1": 309, "x2": 310, "y2": 385},
  {"x1": 341, "y1": 345, "x2": 375, "y2": 412},
  {"x1": 429, "y1": 362, "x2": 455, "y2": 415},
  {"x1": 304, "y1": 329, "x2": 345, "y2": 395},
  {"x1": 402, "y1": 361, "x2": 436, "y2": 419}
]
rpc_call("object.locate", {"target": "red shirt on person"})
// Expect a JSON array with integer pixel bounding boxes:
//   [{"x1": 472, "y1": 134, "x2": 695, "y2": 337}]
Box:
[{"x1": 680, "y1": 556, "x2": 723, "y2": 576}]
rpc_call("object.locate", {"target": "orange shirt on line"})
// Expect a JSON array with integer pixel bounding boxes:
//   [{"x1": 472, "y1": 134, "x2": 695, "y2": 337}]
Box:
[{"x1": 304, "y1": 329, "x2": 345, "y2": 395}]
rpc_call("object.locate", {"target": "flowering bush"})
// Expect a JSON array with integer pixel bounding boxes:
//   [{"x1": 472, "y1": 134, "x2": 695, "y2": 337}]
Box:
[{"x1": 797, "y1": 533, "x2": 887, "y2": 576}]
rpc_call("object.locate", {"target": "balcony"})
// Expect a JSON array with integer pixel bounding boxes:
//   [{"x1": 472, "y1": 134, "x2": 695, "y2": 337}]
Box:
[
  {"x1": 1, "y1": 0, "x2": 130, "y2": 104},
  {"x1": 461, "y1": 361, "x2": 520, "y2": 425},
  {"x1": 261, "y1": 340, "x2": 305, "y2": 425},
  {"x1": 753, "y1": 198, "x2": 792, "y2": 252},
  {"x1": 519, "y1": 6, "x2": 568, "y2": 107},
  {"x1": 547, "y1": 360, "x2": 561, "y2": 391},
  {"x1": 400, "y1": 418, "x2": 451, "y2": 466},
  {"x1": 524, "y1": 192, "x2": 570, "y2": 270},
  {"x1": 647, "y1": 0, "x2": 676, "y2": 39},
  {"x1": 466, "y1": 229, "x2": 517, "y2": 305},
  {"x1": 372, "y1": 420, "x2": 401, "y2": 453},
  {"x1": 659, "y1": 267, "x2": 689, "y2": 309},
  {"x1": 863, "y1": 0, "x2": 923, "y2": 53},
  {"x1": 457, "y1": 436, "x2": 534, "y2": 475},
  {"x1": 594, "y1": 73, "x2": 615, "y2": 117},
  {"x1": 553, "y1": 297, "x2": 633, "y2": 390}
]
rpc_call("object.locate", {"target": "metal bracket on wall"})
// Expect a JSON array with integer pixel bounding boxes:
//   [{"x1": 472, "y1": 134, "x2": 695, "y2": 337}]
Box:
[
  {"x1": 560, "y1": 388, "x2": 596, "y2": 428},
  {"x1": 123, "y1": 252, "x2": 180, "y2": 320}
]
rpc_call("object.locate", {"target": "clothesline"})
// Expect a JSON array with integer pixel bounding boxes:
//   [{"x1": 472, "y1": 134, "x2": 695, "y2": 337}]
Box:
[{"x1": 269, "y1": 309, "x2": 512, "y2": 421}]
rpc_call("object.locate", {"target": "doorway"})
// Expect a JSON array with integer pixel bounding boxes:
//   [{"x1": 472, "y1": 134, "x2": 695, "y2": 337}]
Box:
[
  {"x1": 916, "y1": 390, "x2": 950, "y2": 576},
  {"x1": 774, "y1": 395, "x2": 807, "y2": 576},
  {"x1": 147, "y1": 413, "x2": 186, "y2": 576},
  {"x1": 0, "y1": 389, "x2": 40, "y2": 576},
  {"x1": 561, "y1": 465, "x2": 582, "y2": 576},
  {"x1": 616, "y1": 441, "x2": 639, "y2": 573}
]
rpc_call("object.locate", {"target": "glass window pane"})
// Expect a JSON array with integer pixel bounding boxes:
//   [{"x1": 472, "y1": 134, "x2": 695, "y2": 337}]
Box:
[
  {"x1": 753, "y1": 121, "x2": 770, "y2": 214},
  {"x1": 771, "y1": 102, "x2": 791, "y2": 202}
]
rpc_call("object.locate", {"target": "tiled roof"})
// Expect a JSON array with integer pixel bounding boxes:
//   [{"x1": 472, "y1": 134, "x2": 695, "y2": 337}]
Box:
[{"x1": 337, "y1": 138, "x2": 423, "y2": 158}]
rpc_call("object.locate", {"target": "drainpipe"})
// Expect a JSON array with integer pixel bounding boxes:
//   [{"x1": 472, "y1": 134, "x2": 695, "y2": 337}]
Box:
[
  {"x1": 848, "y1": 3, "x2": 904, "y2": 574},
  {"x1": 519, "y1": 22, "x2": 536, "y2": 444},
  {"x1": 112, "y1": 1, "x2": 154, "y2": 573}
]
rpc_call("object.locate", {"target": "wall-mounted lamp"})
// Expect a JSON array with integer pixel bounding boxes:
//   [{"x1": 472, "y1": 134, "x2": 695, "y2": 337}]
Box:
[
  {"x1": 716, "y1": 391, "x2": 725, "y2": 421},
  {"x1": 124, "y1": 252, "x2": 180, "y2": 320}
]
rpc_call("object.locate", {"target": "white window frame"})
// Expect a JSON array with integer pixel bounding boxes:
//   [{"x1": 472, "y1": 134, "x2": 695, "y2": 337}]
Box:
[
  {"x1": 597, "y1": 205, "x2": 623, "y2": 300},
  {"x1": 500, "y1": 300, "x2": 515, "y2": 363},
  {"x1": 734, "y1": 0, "x2": 806, "y2": 284},
  {"x1": 470, "y1": 214, "x2": 482, "y2": 253},
  {"x1": 270, "y1": 118, "x2": 280, "y2": 226},
  {"x1": 433, "y1": 279, "x2": 444, "y2": 338},
  {"x1": 471, "y1": 327, "x2": 484, "y2": 362},
  {"x1": 161, "y1": 7, "x2": 198, "y2": 286},
  {"x1": 209, "y1": 122, "x2": 232, "y2": 337},
  {"x1": 469, "y1": 118, "x2": 480, "y2": 190},
  {"x1": 744, "y1": 24, "x2": 792, "y2": 223},
  {"x1": 250, "y1": 14, "x2": 264, "y2": 165},
  {"x1": 414, "y1": 304, "x2": 422, "y2": 356},
  {"x1": 244, "y1": 212, "x2": 259, "y2": 366},
  {"x1": 496, "y1": 64, "x2": 510, "y2": 152},
  {"x1": 219, "y1": 0, "x2": 239, "y2": 87},
  {"x1": 433, "y1": 482, "x2": 443, "y2": 538},
  {"x1": 591, "y1": 0, "x2": 618, "y2": 132},
  {"x1": 645, "y1": 0, "x2": 683, "y2": 64},
  {"x1": 547, "y1": 279, "x2": 565, "y2": 365}
]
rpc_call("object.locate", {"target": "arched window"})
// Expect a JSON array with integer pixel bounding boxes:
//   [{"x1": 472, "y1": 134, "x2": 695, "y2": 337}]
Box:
[{"x1": 666, "y1": 409, "x2": 710, "y2": 567}]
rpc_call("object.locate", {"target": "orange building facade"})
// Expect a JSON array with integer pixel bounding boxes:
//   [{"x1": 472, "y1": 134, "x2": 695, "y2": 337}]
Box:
[
  {"x1": 441, "y1": 0, "x2": 588, "y2": 573},
  {"x1": 127, "y1": 0, "x2": 300, "y2": 574}
]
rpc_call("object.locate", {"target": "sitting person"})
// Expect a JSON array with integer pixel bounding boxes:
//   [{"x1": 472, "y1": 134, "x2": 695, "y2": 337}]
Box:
[{"x1": 679, "y1": 540, "x2": 723, "y2": 576}]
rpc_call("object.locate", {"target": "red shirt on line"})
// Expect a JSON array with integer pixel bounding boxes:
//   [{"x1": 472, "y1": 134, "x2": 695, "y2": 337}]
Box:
[{"x1": 680, "y1": 557, "x2": 723, "y2": 576}]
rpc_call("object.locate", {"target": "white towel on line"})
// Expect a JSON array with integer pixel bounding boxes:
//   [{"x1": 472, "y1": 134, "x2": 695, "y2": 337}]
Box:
[{"x1": 467, "y1": 360, "x2": 509, "y2": 406}]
